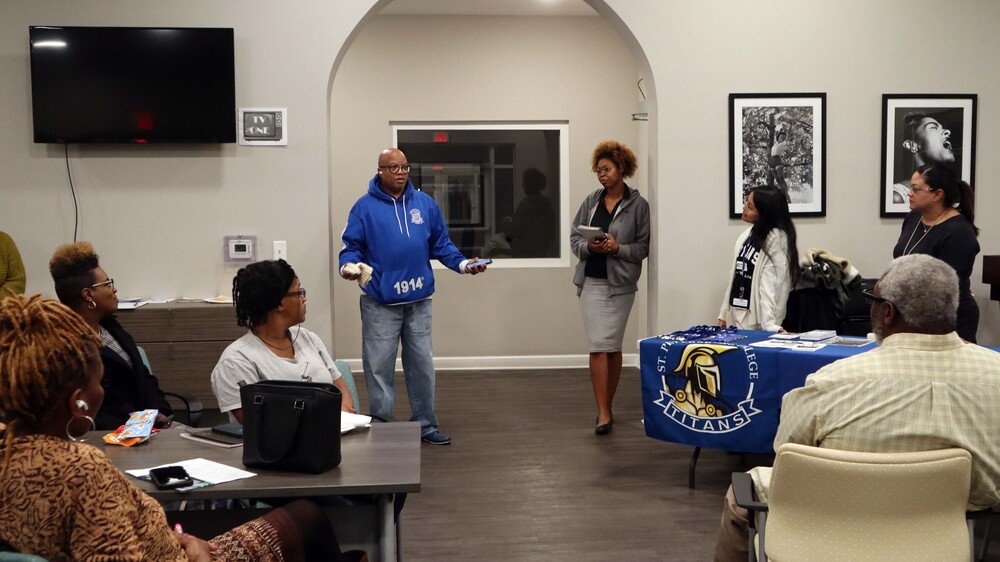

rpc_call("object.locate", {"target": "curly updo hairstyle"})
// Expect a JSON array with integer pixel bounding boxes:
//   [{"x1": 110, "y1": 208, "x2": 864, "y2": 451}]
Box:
[
  {"x1": 49, "y1": 242, "x2": 100, "y2": 307},
  {"x1": 591, "y1": 140, "x2": 638, "y2": 179},
  {"x1": 232, "y1": 260, "x2": 297, "y2": 330}
]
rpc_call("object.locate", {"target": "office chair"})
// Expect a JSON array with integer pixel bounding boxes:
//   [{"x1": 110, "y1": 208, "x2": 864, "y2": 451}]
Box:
[
  {"x1": 732, "y1": 443, "x2": 973, "y2": 562},
  {"x1": 136, "y1": 346, "x2": 203, "y2": 427}
]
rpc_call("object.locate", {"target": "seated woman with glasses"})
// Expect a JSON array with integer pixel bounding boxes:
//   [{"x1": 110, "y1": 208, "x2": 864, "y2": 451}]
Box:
[
  {"x1": 49, "y1": 242, "x2": 173, "y2": 430},
  {"x1": 0, "y1": 294, "x2": 364, "y2": 561},
  {"x1": 211, "y1": 259, "x2": 355, "y2": 423}
]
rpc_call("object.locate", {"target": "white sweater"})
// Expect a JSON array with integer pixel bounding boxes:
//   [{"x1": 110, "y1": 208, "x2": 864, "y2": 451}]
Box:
[{"x1": 718, "y1": 227, "x2": 792, "y2": 332}]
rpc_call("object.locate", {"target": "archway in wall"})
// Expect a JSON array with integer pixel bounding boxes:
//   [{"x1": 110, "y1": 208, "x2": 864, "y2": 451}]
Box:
[{"x1": 325, "y1": 0, "x2": 659, "y2": 364}]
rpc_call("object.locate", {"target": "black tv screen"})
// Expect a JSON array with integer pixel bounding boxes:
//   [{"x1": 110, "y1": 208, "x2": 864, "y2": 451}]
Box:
[{"x1": 29, "y1": 26, "x2": 236, "y2": 143}]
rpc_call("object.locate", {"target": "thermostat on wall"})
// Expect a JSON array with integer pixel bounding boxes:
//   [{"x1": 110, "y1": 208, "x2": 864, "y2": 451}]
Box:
[{"x1": 224, "y1": 235, "x2": 257, "y2": 264}]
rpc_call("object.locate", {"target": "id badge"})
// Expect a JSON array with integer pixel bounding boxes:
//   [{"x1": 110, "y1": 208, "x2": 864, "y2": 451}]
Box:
[{"x1": 731, "y1": 298, "x2": 749, "y2": 309}]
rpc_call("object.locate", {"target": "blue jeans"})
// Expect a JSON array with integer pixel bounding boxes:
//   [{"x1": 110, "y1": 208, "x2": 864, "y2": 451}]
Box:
[{"x1": 360, "y1": 294, "x2": 439, "y2": 436}]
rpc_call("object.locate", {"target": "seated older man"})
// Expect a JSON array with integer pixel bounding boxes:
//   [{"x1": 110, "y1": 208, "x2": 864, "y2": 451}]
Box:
[{"x1": 714, "y1": 254, "x2": 1000, "y2": 561}]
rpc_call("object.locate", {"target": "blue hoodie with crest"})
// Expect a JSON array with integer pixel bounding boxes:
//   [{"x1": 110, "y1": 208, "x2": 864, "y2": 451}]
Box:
[{"x1": 339, "y1": 173, "x2": 468, "y2": 305}]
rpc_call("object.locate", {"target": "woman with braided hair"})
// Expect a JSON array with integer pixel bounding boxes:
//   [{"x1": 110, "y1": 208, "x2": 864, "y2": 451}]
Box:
[{"x1": 0, "y1": 294, "x2": 365, "y2": 561}]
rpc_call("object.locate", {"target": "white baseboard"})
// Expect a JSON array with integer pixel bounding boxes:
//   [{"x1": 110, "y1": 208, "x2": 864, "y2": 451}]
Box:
[{"x1": 339, "y1": 354, "x2": 639, "y2": 373}]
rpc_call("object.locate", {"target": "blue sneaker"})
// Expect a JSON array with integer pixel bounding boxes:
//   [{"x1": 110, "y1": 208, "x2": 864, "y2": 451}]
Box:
[{"x1": 421, "y1": 431, "x2": 452, "y2": 445}]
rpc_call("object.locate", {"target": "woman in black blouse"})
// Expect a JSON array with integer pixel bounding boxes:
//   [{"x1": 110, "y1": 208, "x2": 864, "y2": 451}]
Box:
[{"x1": 892, "y1": 165, "x2": 980, "y2": 341}]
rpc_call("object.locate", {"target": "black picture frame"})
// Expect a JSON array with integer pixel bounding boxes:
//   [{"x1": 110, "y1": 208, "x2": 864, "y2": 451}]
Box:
[
  {"x1": 729, "y1": 93, "x2": 827, "y2": 218},
  {"x1": 880, "y1": 94, "x2": 977, "y2": 217}
]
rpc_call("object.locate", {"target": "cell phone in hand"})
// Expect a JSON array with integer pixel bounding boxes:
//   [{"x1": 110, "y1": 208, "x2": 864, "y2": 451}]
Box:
[{"x1": 469, "y1": 258, "x2": 492, "y2": 268}]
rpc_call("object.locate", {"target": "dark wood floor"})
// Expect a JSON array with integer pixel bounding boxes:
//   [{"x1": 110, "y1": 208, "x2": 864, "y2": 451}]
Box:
[
  {"x1": 351, "y1": 368, "x2": 743, "y2": 561},
  {"x1": 349, "y1": 367, "x2": 1000, "y2": 562}
]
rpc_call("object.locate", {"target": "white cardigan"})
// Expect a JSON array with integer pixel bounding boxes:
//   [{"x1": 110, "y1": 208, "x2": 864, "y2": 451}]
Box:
[{"x1": 717, "y1": 227, "x2": 792, "y2": 332}]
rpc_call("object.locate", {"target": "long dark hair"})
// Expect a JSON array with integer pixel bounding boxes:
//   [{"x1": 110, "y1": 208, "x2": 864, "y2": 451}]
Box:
[
  {"x1": 232, "y1": 259, "x2": 296, "y2": 330},
  {"x1": 749, "y1": 186, "x2": 800, "y2": 282},
  {"x1": 916, "y1": 164, "x2": 979, "y2": 236}
]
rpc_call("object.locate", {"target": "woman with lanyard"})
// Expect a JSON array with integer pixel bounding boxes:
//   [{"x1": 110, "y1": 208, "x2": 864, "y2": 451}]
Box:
[
  {"x1": 718, "y1": 186, "x2": 799, "y2": 332},
  {"x1": 893, "y1": 164, "x2": 980, "y2": 342},
  {"x1": 571, "y1": 140, "x2": 650, "y2": 435}
]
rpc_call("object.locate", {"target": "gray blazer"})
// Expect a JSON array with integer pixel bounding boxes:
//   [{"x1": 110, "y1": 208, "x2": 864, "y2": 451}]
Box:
[{"x1": 570, "y1": 185, "x2": 650, "y2": 296}]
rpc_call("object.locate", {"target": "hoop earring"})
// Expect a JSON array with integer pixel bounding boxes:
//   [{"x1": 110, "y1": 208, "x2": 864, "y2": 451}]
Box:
[
  {"x1": 86, "y1": 299, "x2": 97, "y2": 310},
  {"x1": 66, "y1": 414, "x2": 96, "y2": 442}
]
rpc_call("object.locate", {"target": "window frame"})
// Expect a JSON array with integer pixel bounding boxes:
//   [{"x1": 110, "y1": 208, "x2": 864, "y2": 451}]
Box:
[{"x1": 392, "y1": 122, "x2": 571, "y2": 269}]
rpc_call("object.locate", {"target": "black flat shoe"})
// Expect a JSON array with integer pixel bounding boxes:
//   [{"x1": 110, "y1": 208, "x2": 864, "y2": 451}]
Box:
[{"x1": 595, "y1": 415, "x2": 614, "y2": 435}]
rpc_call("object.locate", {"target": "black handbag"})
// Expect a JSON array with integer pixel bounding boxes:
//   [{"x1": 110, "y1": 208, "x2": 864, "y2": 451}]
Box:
[{"x1": 240, "y1": 380, "x2": 342, "y2": 474}]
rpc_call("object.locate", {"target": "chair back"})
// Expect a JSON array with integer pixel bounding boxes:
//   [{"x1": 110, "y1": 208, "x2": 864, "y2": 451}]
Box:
[
  {"x1": 334, "y1": 360, "x2": 360, "y2": 411},
  {"x1": 764, "y1": 443, "x2": 972, "y2": 562}
]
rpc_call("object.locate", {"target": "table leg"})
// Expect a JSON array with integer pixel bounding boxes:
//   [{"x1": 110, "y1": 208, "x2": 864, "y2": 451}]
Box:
[
  {"x1": 377, "y1": 493, "x2": 396, "y2": 562},
  {"x1": 688, "y1": 446, "x2": 702, "y2": 489}
]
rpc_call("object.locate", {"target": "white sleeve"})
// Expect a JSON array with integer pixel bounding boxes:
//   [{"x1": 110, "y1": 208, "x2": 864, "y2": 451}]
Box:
[
  {"x1": 755, "y1": 231, "x2": 792, "y2": 332},
  {"x1": 210, "y1": 350, "x2": 262, "y2": 414},
  {"x1": 718, "y1": 229, "x2": 749, "y2": 322},
  {"x1": 308, "y1": 331, "x2": 342, "y2": 381}
]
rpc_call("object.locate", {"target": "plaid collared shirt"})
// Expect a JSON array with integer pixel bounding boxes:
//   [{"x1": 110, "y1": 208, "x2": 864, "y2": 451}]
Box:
[{"x1": 751, "y1": 332, "x2": 1000, "y2": 509}]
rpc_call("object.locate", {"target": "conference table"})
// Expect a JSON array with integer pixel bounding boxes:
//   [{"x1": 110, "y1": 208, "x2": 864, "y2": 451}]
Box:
[
  {"x1": 93, "y1": 421, "x2": 421, "y2": 562},
  {"x1": 639, "y1": 328, "x2": 874, "y2": 487}
]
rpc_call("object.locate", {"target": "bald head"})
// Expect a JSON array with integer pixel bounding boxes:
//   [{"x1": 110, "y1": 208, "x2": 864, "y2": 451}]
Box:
[
  {"x1": 378, "y1": 148, "x2": 404, "y2": 167},
  {"x1": 376, "y1": 148, "x2": 410, "y2": 197}
]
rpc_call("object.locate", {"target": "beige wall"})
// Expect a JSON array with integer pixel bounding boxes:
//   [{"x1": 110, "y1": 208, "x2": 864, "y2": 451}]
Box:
[
  {"x1": 329, "y1": 15, "x2": 643, "y2": 364},
  {"x1": 1, "y1": 0, "x2": 998, "y2": 369},
  {"x1": 600, "y1": 0, "x2": 999, "y2": 345}
]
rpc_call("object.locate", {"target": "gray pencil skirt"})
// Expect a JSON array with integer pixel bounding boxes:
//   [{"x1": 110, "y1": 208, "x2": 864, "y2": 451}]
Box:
[{"x1": 579, "y1": 277, "x2": 636, "y2": 353}]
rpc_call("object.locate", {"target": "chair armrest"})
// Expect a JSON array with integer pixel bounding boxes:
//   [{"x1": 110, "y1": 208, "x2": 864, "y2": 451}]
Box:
[
  {"x1": 163, "y1": 391, "x2": 204, "y2": 428},
  {"x1": 732, "y1": 472, "x2": 768, "y2": 512}
]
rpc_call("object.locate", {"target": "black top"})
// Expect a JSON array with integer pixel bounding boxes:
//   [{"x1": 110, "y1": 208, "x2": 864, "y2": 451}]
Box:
[
  {"x1": 892, "y1": 210, "x2": 980, "y2": 341},
  {"x1": 893, "y1": 211, "x2": 979, "y2": 298},
  {"x1": 584, "y1": 188, "x2": 627, "y2": 279},
  {"x1": 95, "y1": 316, "x2": 173, "y2": 429}
]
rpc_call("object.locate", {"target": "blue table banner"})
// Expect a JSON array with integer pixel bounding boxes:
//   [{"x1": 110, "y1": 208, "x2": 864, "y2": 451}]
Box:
[{"x1": 640, "y1": 335, "x2": 780, "y2": 454}]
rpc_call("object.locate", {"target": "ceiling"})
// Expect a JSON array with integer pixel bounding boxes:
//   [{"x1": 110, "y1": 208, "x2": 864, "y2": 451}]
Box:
[{"x1": 379, "y1": 0, "x2": 598, "y2": 17}]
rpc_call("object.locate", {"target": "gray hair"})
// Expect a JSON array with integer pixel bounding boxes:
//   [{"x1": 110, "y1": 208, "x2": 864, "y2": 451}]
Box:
[{"x1": 879, "y1": 254, "x2": 958, "y2": 333}]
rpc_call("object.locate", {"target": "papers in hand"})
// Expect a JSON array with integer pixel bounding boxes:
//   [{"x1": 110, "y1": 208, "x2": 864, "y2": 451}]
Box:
[
  {"x1": 574, "y1": 225, "x2": 606, "y2": 242},
  {"x1": 341, "y1": 412, "x2": 372, "y2": 434}
]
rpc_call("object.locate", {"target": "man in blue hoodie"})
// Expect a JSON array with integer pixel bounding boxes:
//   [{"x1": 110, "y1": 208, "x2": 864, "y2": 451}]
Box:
[{"x1": 340, "y1": 148, "x2": 488, "y2": 445}]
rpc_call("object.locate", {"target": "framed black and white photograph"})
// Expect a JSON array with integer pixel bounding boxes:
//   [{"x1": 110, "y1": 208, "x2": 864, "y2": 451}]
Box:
[
  {"x1": 730, "y1": 93, "x2": 826, "y2": 217},
  {"x1": 880, "y1": 94, "x2": 977, "y2": 217}
]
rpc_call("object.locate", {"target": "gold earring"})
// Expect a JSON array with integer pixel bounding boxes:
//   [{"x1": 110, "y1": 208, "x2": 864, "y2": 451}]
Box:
[{"x1": 87, "y1": 299, "x2": 97, "y2": 310}]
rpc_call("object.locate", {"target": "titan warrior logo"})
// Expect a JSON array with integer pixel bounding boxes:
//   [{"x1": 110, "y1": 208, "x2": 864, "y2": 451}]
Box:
[
  {"x1": 652, "y1": 343, "x2": 761, "y2": 433},
  {"x1": 409, "y1": 208, "x2": 424, "y2": 225}
]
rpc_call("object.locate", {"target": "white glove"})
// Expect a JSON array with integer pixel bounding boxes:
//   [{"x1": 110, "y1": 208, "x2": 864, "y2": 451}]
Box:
[
  {"x1": 357, "y1": 263, "x2": 373, "y2": 288},
  {"x1": 342, "y1": 262, "x2": 373, "y2": 288}
]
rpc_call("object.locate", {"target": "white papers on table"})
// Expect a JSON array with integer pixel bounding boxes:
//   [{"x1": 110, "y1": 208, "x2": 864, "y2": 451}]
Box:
[
  {"x1": 126, "y1": 457, "x2": 255, "y2": 485},
  {"x1": 117, "y1": 299, "x2": 147, "y2": 310},
  {"x1": 574, "y1": 225, "x2": 606, "y2": 242},
  {"x1": 752, "y1": 339, "x2": 827, "y2": 352},
  {"x1": 341, "y1": 412, "x2": 372, "y2": 434}
]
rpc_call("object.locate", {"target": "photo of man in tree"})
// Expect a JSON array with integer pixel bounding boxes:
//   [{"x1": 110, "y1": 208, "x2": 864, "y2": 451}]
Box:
[{"x1": 741, "y1": 106, "x2": 814, "y2": 205}]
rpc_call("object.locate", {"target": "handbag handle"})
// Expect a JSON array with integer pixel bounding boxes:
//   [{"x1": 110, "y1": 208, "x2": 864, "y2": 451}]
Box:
[{"x1": 251, "y1": 395, "x2": 306, "y2": 465}]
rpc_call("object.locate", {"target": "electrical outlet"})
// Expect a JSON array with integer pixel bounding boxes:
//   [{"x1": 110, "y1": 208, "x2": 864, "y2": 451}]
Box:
[{"x1": 273, "y1": 240, "x2": 287, "y2": 261}]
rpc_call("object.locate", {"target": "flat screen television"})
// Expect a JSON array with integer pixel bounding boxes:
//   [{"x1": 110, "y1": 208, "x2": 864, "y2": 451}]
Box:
[{"x1": 29, "y1": 26, "x2": 236, "y2": 143}]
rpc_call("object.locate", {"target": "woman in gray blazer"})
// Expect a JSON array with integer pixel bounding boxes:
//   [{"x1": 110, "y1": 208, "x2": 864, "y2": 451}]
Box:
[{"x1": 570, "y1": 140, "x2": 650, "y2": 435}]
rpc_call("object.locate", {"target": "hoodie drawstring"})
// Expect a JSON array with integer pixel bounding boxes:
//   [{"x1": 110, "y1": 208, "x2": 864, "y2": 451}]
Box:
[
  {"x1": 391, "y1": 195, "x2": 411, "y2": 237},
  {"x1": 402, "y1": 193, "x2": 411, "y2": 237}
]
